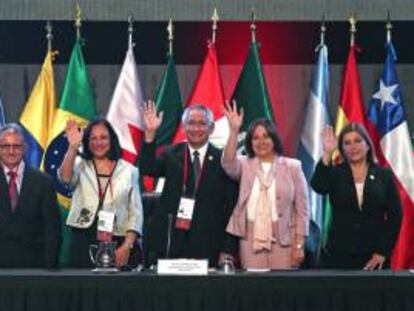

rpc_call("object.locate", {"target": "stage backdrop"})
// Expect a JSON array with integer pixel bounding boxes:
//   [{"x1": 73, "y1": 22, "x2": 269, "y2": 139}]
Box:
[{"x1": 1, "y1": 20, "x2": 414, "y2": 155}]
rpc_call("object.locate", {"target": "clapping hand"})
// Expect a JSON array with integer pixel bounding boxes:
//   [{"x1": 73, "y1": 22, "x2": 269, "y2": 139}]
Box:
[
  {"x1": 65, "y1": 119, "x2": 83, "y2": 149},
  {"x1": 224, "y1": 100, "x2": 244, "y2": 133}
]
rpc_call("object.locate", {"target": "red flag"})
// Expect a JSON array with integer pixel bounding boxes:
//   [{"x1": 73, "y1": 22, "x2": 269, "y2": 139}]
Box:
[
  {"x1": 334, "y1": 46, "x2": 368, "y2": 136},
  {"x1": 324, "y1": 45, "x2": 369, "y2": 246},
  {"x1": 173, "y1": 42, "x2": 229, "y2": 147}
]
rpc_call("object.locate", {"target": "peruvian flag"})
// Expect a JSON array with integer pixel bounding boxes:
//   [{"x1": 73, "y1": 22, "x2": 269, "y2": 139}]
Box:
[
  {"x1": 172, "y1": 42, "x2": 229, "y2": 148},
  {"x1": 107, "y1": 46, "x2": 145, "y2": 164}
]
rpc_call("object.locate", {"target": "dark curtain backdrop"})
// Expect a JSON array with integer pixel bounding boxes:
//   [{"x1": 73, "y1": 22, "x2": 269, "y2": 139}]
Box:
[{"x1": 1, "y1": 0, "x2": 414, "y2": 155}]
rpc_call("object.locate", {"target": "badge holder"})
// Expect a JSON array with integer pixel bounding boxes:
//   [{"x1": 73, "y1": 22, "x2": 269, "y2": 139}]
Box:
[{"x1": 175, "y1": 197, "x2": 195, "y2": 230}]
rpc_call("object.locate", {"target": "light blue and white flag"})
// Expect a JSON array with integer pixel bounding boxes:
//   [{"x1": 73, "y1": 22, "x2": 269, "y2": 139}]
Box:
[{"x1": 297, "y1": 45, "x2": 331, "y2": 235}]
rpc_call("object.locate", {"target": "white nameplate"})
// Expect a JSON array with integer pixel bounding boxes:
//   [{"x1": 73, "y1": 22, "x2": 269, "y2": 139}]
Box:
[{"x1": 157, "y1": 259, "x2": 209, "y2": 275}]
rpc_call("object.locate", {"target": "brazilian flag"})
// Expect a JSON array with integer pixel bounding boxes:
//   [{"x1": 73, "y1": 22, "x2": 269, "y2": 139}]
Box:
[{"x1": 44, "y1": 38, "x2": 97, "y2": 267}]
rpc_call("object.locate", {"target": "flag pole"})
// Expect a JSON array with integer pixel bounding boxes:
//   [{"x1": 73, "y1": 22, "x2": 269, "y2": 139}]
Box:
[
  {"x1": 167, "y1": 18, "x2": 174, "y2": 56},
  {"x1": 386, "y1": 10, "x2": 392, "y2": 44},
  {"x1": 211, "y1": 8, "x2": 219, "y2": 44},
  {"x1": 46, "y1": 21, "x2": 53, "y2": 52},
  {"x1": 128, "y1": 16, "x2": 134, "y2": 50},
  {"x1": 316, "y1": 15, "x2": 326, "y2": 52},
  {"x1": 250, "y1": 9, "x2": 257, "y2": 43},
  {"x1": 74, "y1": 2, "x2": 82, "y2": 39},
  {"x1": 349, "y1": 13, "x2": 357, "y2": 47}
]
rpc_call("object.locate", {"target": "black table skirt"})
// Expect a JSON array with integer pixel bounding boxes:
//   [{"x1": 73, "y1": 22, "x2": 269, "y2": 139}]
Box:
[{"x1": 0, "y1": 269, "x2": 414, "y2": 311}]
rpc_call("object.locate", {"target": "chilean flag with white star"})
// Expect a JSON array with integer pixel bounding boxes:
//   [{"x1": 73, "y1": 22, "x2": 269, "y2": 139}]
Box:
[{"x1": 367, "y1": 42, "x2": 414, "y2": 269}]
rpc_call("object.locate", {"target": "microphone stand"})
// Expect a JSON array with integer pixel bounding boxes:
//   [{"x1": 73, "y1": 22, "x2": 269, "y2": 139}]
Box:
[{"x1": 165, "y1": 213, "x2": 173, "y2": 258}]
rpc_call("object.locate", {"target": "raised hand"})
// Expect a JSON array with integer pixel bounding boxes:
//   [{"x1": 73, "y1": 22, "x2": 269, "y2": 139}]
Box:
[
  {"x1": 142, "y1": 100, "x2": 163, "y2": 143},
  {"x1": 224, "y1": 100, "x2": 244, "y2": 133},
  {"x1": 65, "y1": 119, "x2": 83, "y2": 149},
  {"x1": 143, "y1": 100, "x2": 163, "y2": 133},
  {"x1": 322, "y1": 125, "x2": 337, "y2": 155}
]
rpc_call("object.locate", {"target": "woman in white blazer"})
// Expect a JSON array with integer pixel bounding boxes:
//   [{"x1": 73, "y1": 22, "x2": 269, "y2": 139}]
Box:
[{"x1": 59, "y1": 118, "x2": 143, "y2": 269}]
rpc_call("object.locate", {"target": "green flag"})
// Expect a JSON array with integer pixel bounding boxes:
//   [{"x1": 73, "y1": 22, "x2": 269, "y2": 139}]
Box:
[
  {"x1": 322, "y1": 198, "x2": 332, "y2": 248},
  {"x1": 44, "y1": 38, "x2": 97, "y2": 267},
  {"x1": 231, "y1": 42, "x2": 274, "y2": 131},
  {"x1": 154, "y1": 53, "x2": 183, "y2": 147}
]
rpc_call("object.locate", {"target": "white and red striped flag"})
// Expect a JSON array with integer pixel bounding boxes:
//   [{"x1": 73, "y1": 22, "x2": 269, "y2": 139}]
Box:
[{"x1": 107, "y1": 45, "x2": 145, "y2": 164}]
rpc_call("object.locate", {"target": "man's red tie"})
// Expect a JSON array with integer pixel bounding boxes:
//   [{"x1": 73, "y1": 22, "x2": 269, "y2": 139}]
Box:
[{"x1": 8, "y1": 171, "x2": 18, "y2": 211}]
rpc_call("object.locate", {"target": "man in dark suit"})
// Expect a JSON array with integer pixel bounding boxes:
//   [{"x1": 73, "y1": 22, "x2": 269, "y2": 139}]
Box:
[
  {"x1": 140, "y1": 101, "x2": 238, "y2": 267},
  {"x1": 0, "y1": 123, "x2": 61, "y2": 268}
]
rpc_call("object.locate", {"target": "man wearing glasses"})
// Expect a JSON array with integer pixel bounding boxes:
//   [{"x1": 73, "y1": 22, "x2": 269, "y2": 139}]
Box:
[
  {"x1": 140, "y1": 102, "x2": 238, "y2": 268},
  {"x1": 0, "y1": 123, "x2": 61, "y2": 268}
]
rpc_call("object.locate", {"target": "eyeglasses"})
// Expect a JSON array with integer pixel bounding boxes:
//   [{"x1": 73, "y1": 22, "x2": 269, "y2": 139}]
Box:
[{"x1": 0, "y1": 144, "x2": 24, "y2": 151}]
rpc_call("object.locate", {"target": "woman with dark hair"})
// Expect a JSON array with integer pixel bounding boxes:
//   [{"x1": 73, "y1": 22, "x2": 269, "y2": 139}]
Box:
[
  {"x1": 221, "y1": 102, "x2": 309, "y2": 270},
  {"x1": 311, "y1": 123, "x2": 402, "y2": 269},
  {"x1": 59, "y1": 118, "x2": 143, "y2": 268}
]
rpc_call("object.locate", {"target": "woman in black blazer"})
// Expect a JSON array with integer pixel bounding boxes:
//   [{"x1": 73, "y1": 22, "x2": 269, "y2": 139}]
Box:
[{"x1": 311, "y1": 123, "x2": 402, "y2": 270}]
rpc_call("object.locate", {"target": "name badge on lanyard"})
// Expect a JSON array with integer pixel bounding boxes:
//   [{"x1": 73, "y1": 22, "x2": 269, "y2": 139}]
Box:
[
  {"x1": 175, "y1": 197, "x2": 195, "y2": 230},
  {"x1": 97, "y1": 210, "x2": 115, "y2": 241},
  {"x1": 175, "y1": 146, "x2": 204, "y2": 231}
]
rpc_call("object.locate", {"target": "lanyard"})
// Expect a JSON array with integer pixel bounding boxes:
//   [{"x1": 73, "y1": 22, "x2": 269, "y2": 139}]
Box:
[
  {"x1": 182, "y1": 145, "x2": 205, "y2": 195},
  {"x1": 93, "y1": 160, "x2": 117, "y2": 209}
]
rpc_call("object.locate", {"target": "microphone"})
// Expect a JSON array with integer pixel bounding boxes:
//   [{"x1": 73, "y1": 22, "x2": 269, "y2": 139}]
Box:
[{"x1": 165, "y1": 213, "x2": 173, "y2": 258}]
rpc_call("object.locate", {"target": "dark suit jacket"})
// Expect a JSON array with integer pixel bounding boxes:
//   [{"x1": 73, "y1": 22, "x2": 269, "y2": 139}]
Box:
[
  {"x1": 311, "y1": 160, "x2": 402, "y2": 259},
  {"x1": 0, "y1": 165, "x2": 61, "y2": 268},
  {"x1": 140, "y1": 142, "x2": 238, "y2": 267}
]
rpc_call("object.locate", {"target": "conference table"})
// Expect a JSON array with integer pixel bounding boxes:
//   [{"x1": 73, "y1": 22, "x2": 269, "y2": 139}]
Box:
[{"x1": 0, "y1": 269, "x2": 413, "y2": 311}]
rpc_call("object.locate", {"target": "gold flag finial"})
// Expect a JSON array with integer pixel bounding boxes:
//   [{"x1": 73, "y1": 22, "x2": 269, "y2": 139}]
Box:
[
  {"x1": 349, "y1": 13, "x2": 357, "y2": 47},
  {"x1": 211, "y1": 8, "x2": 219, "y2": 43},
  {"x1": 386, "y1": 10, "x2": 392, "y2": 43},
  {"x1": 167, "y1": 18, "x2": 174, "y2": 56},
  {"x1": 46, "y1": 21, "x2": 53, "y2": 51},
  {"x1": 250, "y1": 8, "x2": 257, "y2": 43},
  {"x1": 75, "y1": 2, "x2": 82, "y2": 39}
]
